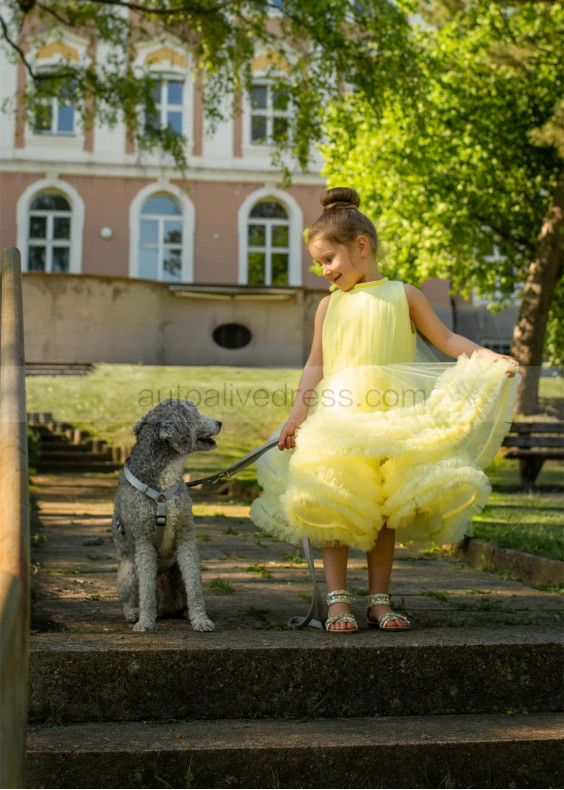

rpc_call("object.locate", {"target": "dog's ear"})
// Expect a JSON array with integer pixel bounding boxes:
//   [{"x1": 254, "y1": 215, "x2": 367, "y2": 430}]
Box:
[
  {"x1": 133, "y1": 417, "x2": 146, "y2": 439},
  {"x1": 159, "y1": 420, "x2": 186, "y2": 452}
]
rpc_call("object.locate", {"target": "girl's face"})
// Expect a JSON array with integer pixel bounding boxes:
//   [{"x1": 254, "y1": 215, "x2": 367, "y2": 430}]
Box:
[{"x1": 308, "y1": 235, "x2": 371, "y2": 291}]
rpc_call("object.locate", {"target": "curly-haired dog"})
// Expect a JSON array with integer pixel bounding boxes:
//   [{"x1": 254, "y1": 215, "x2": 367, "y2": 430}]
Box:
[{"x1": 112, "y1": 398, "x2": 221, "y2": 632}]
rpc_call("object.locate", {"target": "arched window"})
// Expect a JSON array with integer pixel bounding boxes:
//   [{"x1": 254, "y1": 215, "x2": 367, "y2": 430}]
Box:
[
  {"x1": 139, "y1": 195, "x2": 183, "y2": 282},
  {"x1": 247, "y1": 200, "x2": 289, "y2": 285},
  {"x1": 27, "y1": 192, "x2": 72, "y2": 272}
]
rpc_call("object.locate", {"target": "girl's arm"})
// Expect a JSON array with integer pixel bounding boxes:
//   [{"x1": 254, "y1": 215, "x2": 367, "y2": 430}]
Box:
[
  {"x1": 404, "y1": 284, "x2": 518, "y2": 370},
  {"x1": 278, "y1": 295, "x2": 330, "y2": 450}
]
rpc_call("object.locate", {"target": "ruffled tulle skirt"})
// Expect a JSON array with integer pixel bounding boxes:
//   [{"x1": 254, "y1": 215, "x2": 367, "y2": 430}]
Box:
[{"x1": 250, "y1": 353, "x2": 519, "y2": 550}]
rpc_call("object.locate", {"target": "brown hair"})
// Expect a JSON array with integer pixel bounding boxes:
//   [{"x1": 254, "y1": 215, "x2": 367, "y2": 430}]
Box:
[{"x1": 306, "y1": 187, "x2": 378, "y2": 253}]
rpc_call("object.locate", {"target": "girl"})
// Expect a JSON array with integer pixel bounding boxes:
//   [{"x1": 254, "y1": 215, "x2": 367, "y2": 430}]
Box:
[{"x1": 250, "y1": 187, "x2": 519, "y2": 633}]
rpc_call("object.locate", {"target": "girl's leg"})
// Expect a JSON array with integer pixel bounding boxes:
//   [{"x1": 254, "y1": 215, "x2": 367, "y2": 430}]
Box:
[
  {"x1": 322, "y1": 544, "x2": 355, "y2": 631},
  {"x1": 366, "y1": 525, "x2": 404, "y2": 629}
]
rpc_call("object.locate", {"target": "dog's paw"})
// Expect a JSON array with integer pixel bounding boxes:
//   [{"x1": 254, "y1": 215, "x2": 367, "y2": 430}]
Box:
[
  {"x1": 124, "y1": 609, "x2": 139, "y2": 623},
  {"x1": 132, "y1": 621, "x2": 156, "y2": 632},
  {"x1": 192, "y1": 618, "x2": 215, "y2": 632}
]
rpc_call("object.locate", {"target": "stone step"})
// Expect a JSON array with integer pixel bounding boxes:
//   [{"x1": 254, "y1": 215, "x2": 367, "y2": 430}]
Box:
[
  {"x1": 35, "y1": 460, "x2": 122, "y2": 473},
  {"x1": 29, "y1": 628, "x2": 563, "y2": 724},
  {"x1": 26, "y1": 362, "x2": 94, "y2": 377},
  {"x1": 37, "y1": 450, "x2": 113, "y2": 463},
  {"x1": 27, "y1": 713, "x2": 564, "y2": 789}
]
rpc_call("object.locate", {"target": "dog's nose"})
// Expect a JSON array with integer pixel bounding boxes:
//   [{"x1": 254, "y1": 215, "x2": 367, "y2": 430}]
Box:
[{"x1": 217, "y1": 421, "x2": 222, "y2": 430}]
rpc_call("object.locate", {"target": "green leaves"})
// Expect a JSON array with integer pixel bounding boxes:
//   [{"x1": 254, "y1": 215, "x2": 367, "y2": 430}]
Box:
[{"x1": 322, "y1": 1, "x2": 564, "y2": 361}]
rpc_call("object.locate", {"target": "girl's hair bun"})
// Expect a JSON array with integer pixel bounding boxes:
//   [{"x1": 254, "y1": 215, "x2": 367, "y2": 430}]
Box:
[{"x1": 321, "y1": 187, "x2": 361, "y2": 213}]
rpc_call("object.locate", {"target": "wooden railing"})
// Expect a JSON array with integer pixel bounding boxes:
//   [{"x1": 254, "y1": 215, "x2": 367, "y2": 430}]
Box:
[{"x1": 0, "y1": 248, "x2": 29, "y2": 788}]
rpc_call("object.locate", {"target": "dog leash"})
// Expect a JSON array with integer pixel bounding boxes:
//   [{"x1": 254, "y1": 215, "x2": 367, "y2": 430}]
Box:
[
  {"x1": 185, "y1": 437, "x2": 280, "y2": 487},
  {"x1": 186, "y1": 437, "x2": 325, "y2": 630}
]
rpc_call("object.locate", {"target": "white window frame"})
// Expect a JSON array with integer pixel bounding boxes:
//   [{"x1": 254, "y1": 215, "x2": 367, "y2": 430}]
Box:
[
  {"x1": 33, "y1": 84, "x2": 76, "y2": 136},
  {"x1": 17, "y1": 177, "x2": 84, "y2": 274},
  {"x1": 145, "y1": 77, "x2": 185, "y2": 136},
  {"x1": 27, "y1": 196, "x2": 72, "y2": 272},
  {"x1": 247, "y1": 208, "x2": 290, "y2": 286},
  {"x1": 129, "y1": 181, "x2": 195, "y2": 282},
  {"x1": 238, "y1": 186, "x2": 303, "y2": 286},
  {"x1": 247, "y1": 78, "x2": 291, "y2": 146}
]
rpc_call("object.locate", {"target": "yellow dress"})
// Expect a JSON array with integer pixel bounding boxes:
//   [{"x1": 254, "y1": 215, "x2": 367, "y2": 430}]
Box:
[{"x1": 250, "y1": 278, "x2": 519, "y2": 551}]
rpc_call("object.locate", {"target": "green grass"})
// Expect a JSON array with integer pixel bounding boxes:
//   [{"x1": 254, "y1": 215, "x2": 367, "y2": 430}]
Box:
[
  {"x1": 27, "y1": 364, "x2": 564, "y2": 559},
  {"x1": 209, "y1": 578, "x2": 235, "y2": 595},
  {"x1": 471, "y1": 487, "x2": 564, "y2": 561},
  {"x1": 26, "y1": 363, "x2": 301, "y2": 478}
]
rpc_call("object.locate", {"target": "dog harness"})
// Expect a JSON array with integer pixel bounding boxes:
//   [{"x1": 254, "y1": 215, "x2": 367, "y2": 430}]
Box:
[{"x1": 123, "y1": 462, "x2": 184, "y2": 549}]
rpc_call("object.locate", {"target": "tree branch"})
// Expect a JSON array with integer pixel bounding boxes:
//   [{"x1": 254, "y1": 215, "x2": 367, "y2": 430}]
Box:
[
  {"x1": 0, "y1": 12, "x2": 36, "y2": 79},
  {"x1": 59, "y1": 0, "x2": 235, "y2": 17}
]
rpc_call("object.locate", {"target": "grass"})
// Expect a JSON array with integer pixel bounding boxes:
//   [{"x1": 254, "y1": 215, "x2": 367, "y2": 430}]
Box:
[
  {"x1": 209, "y1": 577, "x2": 234, "y2": 595},
  {"x1": 26, "y1": 363, "x2": 301, "y2": 479},
  {"x1": 27, "y1": 364, "x2": 564, "y2": 559}
]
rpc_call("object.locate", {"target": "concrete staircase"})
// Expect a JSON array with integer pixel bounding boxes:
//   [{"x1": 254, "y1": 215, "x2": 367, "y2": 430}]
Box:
[
  {"x1": 27, "y1": 628, "x2": 563, "y2": 788},
  {"x1": 27, "y1": 412, "x2": 128, "y2": 473},
  {"x1": 26, "y1": 470, "x2": 564, "y2": 788}
]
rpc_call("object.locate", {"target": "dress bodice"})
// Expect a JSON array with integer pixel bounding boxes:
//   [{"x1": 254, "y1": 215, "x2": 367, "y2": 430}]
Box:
[{"x1": 322, "y1": 279, "x2": 416, "y2": 377}]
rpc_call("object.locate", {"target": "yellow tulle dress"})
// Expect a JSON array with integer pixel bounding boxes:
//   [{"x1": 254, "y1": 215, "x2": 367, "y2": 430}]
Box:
[{"x1": 250, "y1": 278, "x2": 519, "y2": 551}]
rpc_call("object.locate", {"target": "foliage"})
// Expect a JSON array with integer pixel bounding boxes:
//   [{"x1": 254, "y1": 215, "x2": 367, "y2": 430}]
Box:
[
  {"x1": 0, "y1": 0, "x2": 416, "y2": 172},
  {"x1": 320, "y1": 1, "x2": 564, "y2": 362}
]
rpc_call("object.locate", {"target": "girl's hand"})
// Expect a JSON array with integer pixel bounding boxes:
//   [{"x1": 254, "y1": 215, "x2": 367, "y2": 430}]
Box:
[
  {"x1": 278, "y1": 418, "x2": 302, "y2": 450},
  {"x1": 477, "y1": 349, "x2": 519, "y2": 377}
]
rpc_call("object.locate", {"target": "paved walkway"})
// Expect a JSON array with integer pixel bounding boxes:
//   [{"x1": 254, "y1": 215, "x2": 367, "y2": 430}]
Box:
[{"x1": 30, "y1": 473, "x2": 562, "y2": 634}]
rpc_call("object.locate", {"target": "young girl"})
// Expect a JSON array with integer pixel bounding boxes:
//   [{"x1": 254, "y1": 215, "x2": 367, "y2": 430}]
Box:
[{"x1": 250, "y1": 187, "x2": 519, "y2": 633}]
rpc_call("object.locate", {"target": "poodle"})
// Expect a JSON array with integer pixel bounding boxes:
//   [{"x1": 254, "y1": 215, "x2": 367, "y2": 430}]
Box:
[{"x1": 112, "y1": 398, "x2": 221, "y2": 632}]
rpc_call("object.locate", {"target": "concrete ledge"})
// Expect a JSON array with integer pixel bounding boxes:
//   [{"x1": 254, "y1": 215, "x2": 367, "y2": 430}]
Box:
[
  {"x1": 27, "y1": 713, "x2": 564, "y2": 789},
  {"x1": 29, "y1": 628, "x2": 564, "y2": 723},
  {"x1": 458, "y1": 539, "x2": 564, "y2": 586}
]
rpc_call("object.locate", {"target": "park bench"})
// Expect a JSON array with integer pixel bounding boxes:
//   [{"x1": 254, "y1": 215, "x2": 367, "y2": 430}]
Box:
[{"x1": 501, "y1": 420, "x2": 564, "y2": 490}]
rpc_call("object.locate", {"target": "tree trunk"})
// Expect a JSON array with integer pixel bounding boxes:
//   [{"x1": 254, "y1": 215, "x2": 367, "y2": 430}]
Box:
[{"x1": 511, "y1": 169, "x2": 564, "y2": 415}]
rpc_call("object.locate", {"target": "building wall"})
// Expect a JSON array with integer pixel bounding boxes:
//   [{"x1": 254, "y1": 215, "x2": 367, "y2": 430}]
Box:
[
  {"x1": 22, "y1": 273, "x2": 518, "y2": 367},
  {"x1": 22, "y1": 273, "x2": 324, "y2": 366}
]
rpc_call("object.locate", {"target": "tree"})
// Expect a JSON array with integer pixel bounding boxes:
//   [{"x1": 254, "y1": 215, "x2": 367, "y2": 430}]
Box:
[
  {"x1": 0, "y1": 0, "x2": 417, "y2": 173},
  {"x1": 320, "y1": 1, "x2": 564, "y2": 414}
]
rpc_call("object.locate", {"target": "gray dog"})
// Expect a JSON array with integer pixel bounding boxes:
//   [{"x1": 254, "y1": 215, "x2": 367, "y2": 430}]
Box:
[{"x1": 112, "y1": 398, "x2": 221, "y2": 632}]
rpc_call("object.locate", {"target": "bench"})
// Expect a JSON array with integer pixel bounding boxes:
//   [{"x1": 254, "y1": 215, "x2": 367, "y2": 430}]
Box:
[{"x1": 502, "y1": 421, "x2": 564, "y2": 490}]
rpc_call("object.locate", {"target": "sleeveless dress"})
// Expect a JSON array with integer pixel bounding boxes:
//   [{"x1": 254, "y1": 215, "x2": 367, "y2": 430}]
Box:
[{"x1": 250, "y1": 278, "x2": 519, "y2": 551}]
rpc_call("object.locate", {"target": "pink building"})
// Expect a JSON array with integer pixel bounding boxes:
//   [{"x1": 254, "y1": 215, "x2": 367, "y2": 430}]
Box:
[{"x1": 0, "y1": 23, "x2": 516, "y2": 366}]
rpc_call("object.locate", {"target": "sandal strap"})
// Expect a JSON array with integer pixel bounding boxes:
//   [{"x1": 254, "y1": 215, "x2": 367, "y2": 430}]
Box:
[
  {"x1": 378, "y1": 611, "x2": 411, "y2": 629},
  {"x1": 327, "y1": 589, "x2": 352, "y2": 606},
  {"x1": 366, "y1": 593, "x2": 390, "y2": 608},
  {"x1": 325, "y1": 612, "x2": 358, "y2": 630}
]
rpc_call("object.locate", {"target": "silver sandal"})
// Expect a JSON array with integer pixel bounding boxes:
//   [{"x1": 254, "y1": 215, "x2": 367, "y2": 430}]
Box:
[
  {"x1": 366, "y1": 593, "x2": 410, "y2": 631},
  {"x1": 325, "y1": 589, "x2": 358, "y2": 634}
]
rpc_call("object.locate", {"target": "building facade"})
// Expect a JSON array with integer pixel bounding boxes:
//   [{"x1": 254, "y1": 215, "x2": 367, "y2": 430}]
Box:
[{"x1": 0, "y1": 17, "x2": 516, "y2": 366}]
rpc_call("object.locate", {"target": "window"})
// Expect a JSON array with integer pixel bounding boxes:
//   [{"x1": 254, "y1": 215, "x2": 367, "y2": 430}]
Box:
[
  {"x1": 250, "y1": 82, "x2": 289, "y2": 144},
  {"x1": 480, "y1": 339, "x2": 512, "y2": 355},
  {"x1": 139, "y1": 195, "x2": 183, "y2": 282},
  {"x1": 33, "y1": 80, "x2": 76, "y2": 135},
  {"x1": 213, "y1": 324, "x2": 252, "y2": 350},
  {"x1": 247, "y1": 201, "x2": 289, "y2": 285},
  {"x1": 27, "y1": 193, "x2": 72, "y2": 272},
  {"x1": 145, "y1": 79, "x2": 184, "y2": 135}
]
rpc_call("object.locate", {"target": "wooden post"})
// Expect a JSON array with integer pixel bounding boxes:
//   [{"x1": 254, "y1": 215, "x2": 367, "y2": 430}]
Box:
[{"x1": 0, "y1": 247, "x2": 29, "y2": 789}]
